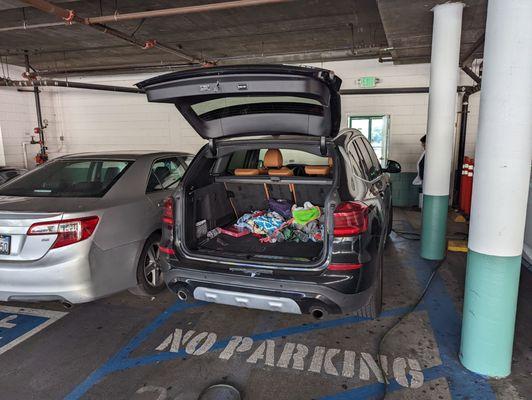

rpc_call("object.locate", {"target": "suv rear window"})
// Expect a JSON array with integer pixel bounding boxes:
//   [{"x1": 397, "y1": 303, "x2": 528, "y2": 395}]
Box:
[
  {"x1": 0, "y1": 159, "x2": 131, "y2": 198},
  {"x1": 191, "y1": 96, "x2": 324, "y2": 121}
]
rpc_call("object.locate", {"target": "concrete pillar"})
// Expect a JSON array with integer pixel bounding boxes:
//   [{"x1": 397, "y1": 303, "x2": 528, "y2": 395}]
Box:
[
  {"x1": 421, "y1": 2, "x2": 464, "y2": 260},
  {"x1": 460, "y1": 0, "x2": 532, "y2": 377}
]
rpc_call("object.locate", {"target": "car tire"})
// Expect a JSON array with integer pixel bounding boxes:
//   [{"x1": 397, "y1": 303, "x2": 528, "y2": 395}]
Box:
[
  {"x1": 136, "y1": 233, "x2": 165, "y2": 295},
  {"x1": 357, "y1": 253, "x2": 383, "y2": 319}
]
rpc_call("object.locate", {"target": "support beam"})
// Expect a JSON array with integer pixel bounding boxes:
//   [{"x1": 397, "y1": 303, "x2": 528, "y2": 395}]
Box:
[
  {"x1": 460, "y1": 0, "x2": 532, "y2": 377},
  {"x1": 420, "y1": 2, "x2": 464, "y2": 260}
]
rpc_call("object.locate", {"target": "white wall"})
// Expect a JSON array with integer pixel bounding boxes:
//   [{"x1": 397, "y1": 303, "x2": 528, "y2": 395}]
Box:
[{"x1": 0, "y1": 59, "x2": 480, "y2": 172}]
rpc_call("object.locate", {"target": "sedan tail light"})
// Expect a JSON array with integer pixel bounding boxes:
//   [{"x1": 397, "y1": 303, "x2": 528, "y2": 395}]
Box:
[
  {"x1": 160, "y1": 196, "x2": 176, "y2": 255},
  {"x1": 162, "y1": 196, "x2": 174, "y2": 225},
  {"x1": 28, "y1": 216, "x2": 99, "y2": 249},
  {"x1": 333, "y1": 201, "x2": 369, "y2": 237}
]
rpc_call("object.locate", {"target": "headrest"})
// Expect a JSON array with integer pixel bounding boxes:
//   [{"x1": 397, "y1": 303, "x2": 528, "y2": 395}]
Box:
[
  {"x1": 234, "y1": 168, "x2": 260, "y2": 176},
  {"x1": 264, "y1": 149, "x2": 283, "y2": 168},
  {"x1": 305, "y1": 165, "x2": 330, "y2": 176},
  {"x1": 154, "y1": 166, "x2": 171, "y2": 182},
  {"x1": 103, "y1": 167, "x2": 120, "y2": 183},
  {"x1": 268, "y1": 167, "x2": 293, "y2": 177}
]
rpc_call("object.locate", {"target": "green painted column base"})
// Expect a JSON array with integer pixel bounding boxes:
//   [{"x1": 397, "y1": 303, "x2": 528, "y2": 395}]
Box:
[
  {"x1": 420, "y1": 194, "x2": 448, "y2": 260},
  {"x1": 460, "y1": 250, "x2": 521, "y2": 377}
]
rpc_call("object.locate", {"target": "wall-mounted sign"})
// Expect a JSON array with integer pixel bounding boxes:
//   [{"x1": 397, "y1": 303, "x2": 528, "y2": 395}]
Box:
[{"x1": 357, "y1": 76, "x2": 380, "y2": 88}]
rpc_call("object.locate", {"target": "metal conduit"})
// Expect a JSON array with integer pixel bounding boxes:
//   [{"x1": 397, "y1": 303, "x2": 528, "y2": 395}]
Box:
[
  {"x1": 86, "y1": 0, "x2": 296, "y2": 24},
  {"x1": 0, "y1": 78, "x2": 143, "y2": 93}
]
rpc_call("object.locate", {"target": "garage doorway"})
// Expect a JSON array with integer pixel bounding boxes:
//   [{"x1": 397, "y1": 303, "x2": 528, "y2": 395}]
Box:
[{"x1": 349, "y1": 115, "x2": 390, "y2": 167}]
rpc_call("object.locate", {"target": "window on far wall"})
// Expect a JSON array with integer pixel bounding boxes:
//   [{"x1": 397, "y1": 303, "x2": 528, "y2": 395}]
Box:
[{"x1": 348, "y1": 115, "x2": 390, "y2": 167}]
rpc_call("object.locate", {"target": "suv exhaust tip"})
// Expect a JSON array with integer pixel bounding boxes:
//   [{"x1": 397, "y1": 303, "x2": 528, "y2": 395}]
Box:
[
  {"x1": 309, "y1": 306, "x2": 328, "y2": 320},
  {"x1": 176, "y1": 285, "x2": 193, "y2": 302}
]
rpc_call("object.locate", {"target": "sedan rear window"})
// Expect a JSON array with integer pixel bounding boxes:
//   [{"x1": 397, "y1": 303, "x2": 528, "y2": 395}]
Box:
[{"x1": 0, "y1": 160, "x2": 131, "y2": 198}]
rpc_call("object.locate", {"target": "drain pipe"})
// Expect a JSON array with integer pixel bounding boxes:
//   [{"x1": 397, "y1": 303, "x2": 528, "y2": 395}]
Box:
[
  {"x1": 453, "y1": 85, "x2": 480, "y2": 207},
  {"x1": 24, "y1": 53, "x2": 47, "y2": 163}
]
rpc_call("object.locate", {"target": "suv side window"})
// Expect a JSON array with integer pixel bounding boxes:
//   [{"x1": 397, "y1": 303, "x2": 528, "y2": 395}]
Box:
[
  {"x1": 147, "y1": 157, "x2": 187, "y2": 193},
  {"x1": 347, "y1": 141, "x2": 368, "y2": 180},
  {"x1": 355, "y1": 137, "x2": 381, "y2": 181}
]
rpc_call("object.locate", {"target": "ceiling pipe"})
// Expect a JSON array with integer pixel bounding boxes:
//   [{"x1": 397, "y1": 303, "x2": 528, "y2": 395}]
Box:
[
  {"x1": 33, "y1": 47, "x2": 391, "y2": 77},
  {"x1": 0, "y1": 21, "x2": 67, "y2": 32},
  {"x1": 85, "y1": 0, "x2": 296, "y2": 25},
  {"x1": 18, "y1": 0, "x2": 211, "y2": 65},
  {"x1": 0, "y1": 78, "x2": 143, "y2": 93}
]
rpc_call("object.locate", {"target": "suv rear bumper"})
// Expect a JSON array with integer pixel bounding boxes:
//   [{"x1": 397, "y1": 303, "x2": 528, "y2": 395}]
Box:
[{"x1": 164, "y1": 266, "x2": 374, "y2": 315}]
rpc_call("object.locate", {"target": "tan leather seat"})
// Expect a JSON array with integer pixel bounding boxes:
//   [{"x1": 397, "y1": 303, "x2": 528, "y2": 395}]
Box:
[
  {"x1": 304, "y1": 157, "x2": 333, "y2": 176},
  {"x1": 263, "y1": 149, "x2": 293, "y2": 176},
  {"x1": 234, "y1": 168, "x2": 260, "y2": 176}
]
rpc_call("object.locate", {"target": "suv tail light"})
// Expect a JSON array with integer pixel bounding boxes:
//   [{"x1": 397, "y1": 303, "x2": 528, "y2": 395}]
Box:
[
  {"x1": 28, "y1": 216, "x2": 99, "y2": 249},
  {"x1": 333, "y1": 201, "x2": 369, "y2": 237},
  {"x1": 160, "y1": 196, "x2": 176, "y2": 255}
]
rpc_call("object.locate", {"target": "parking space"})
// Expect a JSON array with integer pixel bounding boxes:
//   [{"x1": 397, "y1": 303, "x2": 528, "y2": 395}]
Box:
[{"x1": 1, "y1": 209, "x2": 529, "y2": 400}]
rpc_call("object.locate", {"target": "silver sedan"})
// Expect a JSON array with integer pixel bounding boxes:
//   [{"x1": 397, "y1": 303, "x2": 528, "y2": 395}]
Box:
[{"x1": 0, "y1": 151, "x2": 192, "y2": 305}]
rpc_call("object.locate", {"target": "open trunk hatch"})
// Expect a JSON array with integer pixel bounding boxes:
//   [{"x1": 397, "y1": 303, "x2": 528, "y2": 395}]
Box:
[{"x1": 137, "y1": 65, "x2": 342, "y2": 140}]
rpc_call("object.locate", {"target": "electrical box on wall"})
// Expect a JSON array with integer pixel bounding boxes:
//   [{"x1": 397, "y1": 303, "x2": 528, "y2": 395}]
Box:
[{"x1": 357, "y1": 76, "x2": 380, "y2": 88}]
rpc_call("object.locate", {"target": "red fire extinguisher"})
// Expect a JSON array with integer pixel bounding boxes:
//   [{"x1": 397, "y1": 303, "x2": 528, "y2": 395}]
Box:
[{"x1": 464, "y1": 159, "x2": 474, "y2": 215}]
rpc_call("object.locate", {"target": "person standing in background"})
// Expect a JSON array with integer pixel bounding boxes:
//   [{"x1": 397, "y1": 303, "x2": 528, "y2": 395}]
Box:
[{"x1": 413, "y1": 135, "x2": 426, "y2": 207}]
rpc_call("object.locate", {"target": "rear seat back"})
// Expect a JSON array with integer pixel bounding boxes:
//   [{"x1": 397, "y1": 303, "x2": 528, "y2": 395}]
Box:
[{"x1": 224, "y1": 182, "x2": 268, "y2": 215}]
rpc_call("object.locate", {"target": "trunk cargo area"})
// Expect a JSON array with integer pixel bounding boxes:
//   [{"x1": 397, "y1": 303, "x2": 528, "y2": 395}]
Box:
[{"x1": 185, "y1": 179, "x2": 332, "y2": 263}]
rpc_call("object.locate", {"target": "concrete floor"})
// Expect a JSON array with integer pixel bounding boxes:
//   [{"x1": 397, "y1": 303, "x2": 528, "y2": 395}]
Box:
[{"x1": 0, "y1": 208, "x2": 530, "y2": 400}]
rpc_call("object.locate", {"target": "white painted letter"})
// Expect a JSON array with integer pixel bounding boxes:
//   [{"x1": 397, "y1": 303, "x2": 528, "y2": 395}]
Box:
[
  {"x1": 323, "y1": 348, "x2": 341, "y2": 376},
  {"x1": 185, "y1": 332, "x2": 217, "y2": 355},
  {"x1": 392, "y1": 357, "x2": 409, "y2": 387},
  {"x1": 308, "y1": 346, "x2": 326, "y2": 373},
  {"x1": 155, "y1": 329, "x2": 196, "y2": 353},
  {"x1": 246, "y1": 340, "x2": 275, "y2": 366},
  {"x1": 342, "y1": 351, "x2": 357, "y2": 378},
  {"x1": 408, "y1": 358, "x2": 424, "y2": 388},
  {"x1": 359, "y1": 352, "x2": 385, "y2": 382},
  {"x1": 219, "y1": 336, "x2": 254, "y2": 360},
  {"x1": 277, "y1": 343, "x2": 308, "y2": 370}
]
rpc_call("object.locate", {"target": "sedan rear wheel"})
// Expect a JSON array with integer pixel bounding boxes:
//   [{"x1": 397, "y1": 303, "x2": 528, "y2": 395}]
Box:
[{"x1": 136, "y1": 233, "x2": 165, "y2": 295}]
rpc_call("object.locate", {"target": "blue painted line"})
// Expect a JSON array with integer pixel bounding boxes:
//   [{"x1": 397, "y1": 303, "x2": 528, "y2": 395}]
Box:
[
  {"x1": 65, "y1": 299, "x2": 413, "y2": 399},
  {"x1": 0, "y1": 312, "x2": 48, "y2": 347},
  {"x1": 64, "y1": 301, "x2": 203, "y2": 400},
  {"x1": 115, "y1": 305, "x2": 413, "y2": 371},
  {"x1": 319, "y1": 365, "x2": 443, "y2": 400},
  {"x1": 408, "y1": 256, "x2": 495, "y2": 399},
  {"x1": 320, "y1": 224, "x2": 496, "y2": 400}
]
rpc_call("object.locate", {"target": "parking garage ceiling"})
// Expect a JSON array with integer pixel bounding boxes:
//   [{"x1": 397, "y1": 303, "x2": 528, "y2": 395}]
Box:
[{"x1": 0, "y1": 0, "x2": 486, "y2": 76}]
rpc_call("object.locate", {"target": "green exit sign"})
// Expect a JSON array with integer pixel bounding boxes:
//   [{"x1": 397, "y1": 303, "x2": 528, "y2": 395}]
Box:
[{"x1": 358, "y1": 76, "x2": 379, "y2": 88}]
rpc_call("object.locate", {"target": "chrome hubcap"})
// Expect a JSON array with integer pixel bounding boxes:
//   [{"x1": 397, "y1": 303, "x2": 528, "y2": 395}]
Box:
[{"x1": 144, "y1": 242, "x2": 163, "y2": 287}]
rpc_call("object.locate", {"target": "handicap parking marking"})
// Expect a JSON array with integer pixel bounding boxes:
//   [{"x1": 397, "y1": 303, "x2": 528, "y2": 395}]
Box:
[{"x1": 0, "y1": 305, "x2": 67, "y2": 356}]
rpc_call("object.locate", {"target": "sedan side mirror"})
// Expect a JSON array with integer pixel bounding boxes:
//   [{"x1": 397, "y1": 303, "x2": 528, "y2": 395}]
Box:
[{"x1": 384, "y1": 159, "x2": 401, "y2": 173}]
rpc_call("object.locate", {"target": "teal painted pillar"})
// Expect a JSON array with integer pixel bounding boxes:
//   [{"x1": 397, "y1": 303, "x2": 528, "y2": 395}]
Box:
[
  {"x1": 420, "y1": 195, "x2": 448, "y2": 260},
  {"x1": 460, "y1": 0, "x2": 532, "y2": 377},
  {"x1": 420, "y1": 3, "x2": 464, "y2": 260}
]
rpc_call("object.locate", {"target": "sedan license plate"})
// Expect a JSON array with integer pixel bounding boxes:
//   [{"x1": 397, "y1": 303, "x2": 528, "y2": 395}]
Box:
[{"x1": 0, "y1": 235, "x2": 11, "y2": 255}]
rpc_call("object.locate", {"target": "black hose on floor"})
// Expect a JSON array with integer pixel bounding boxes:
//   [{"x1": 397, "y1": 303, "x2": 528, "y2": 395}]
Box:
[{"x1": 376, "y1": 228, "x2": 448, "y2": 399}]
